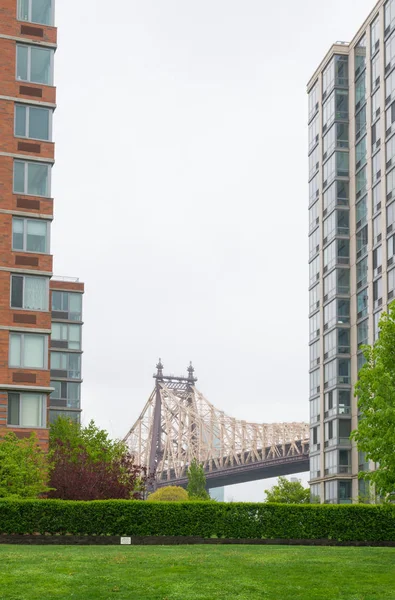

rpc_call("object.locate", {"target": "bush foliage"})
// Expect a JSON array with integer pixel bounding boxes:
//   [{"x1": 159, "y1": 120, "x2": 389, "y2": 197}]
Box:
[
  {"x1": 147, "y1": 486, "x2": 189, "y2": 502},
  {"x1": 0, "y1": 501, "x2": 394, "y2": 541}
]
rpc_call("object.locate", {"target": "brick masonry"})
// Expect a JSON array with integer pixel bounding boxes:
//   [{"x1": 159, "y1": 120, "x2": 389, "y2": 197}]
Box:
[{"x1": 0, "y1": 0, "x2": 58, "y2": 449}]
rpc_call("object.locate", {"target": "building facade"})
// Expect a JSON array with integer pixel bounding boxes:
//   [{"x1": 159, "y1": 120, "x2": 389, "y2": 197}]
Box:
[
  {"x1": 308, "y1": 0, "x2": 395, "y2": 503},
  {"x1": 50, "y1": 278, "x2": 84, "y2": 424},
  {"x1": 0, "y1": 0, "x2": 83, "y2": 449}
]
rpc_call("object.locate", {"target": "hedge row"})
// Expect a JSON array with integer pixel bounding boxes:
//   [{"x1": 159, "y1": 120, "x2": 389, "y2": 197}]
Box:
[{"x1": 0, "y1": 501, "x2": 394, "y2": 541}]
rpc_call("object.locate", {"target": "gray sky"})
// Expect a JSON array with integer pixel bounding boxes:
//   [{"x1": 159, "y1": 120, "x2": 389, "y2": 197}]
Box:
[{"x1": 51, "y1": 0, "x2": 375, "y2": 500}]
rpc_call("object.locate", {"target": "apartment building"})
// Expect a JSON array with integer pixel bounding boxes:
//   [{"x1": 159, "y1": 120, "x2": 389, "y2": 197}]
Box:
[
  {"x1": 0, "y1": 0, "x2": 83, "y2": 448},
  {"x1": 308, "y1": 0, "x2": 394, "y2": 503}
]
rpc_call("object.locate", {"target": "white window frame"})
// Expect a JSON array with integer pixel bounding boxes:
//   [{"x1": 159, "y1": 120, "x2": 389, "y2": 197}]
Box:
[
  {"x1": 13, "y1": 159, "x2": 52, "y2": 198},
  {"x1": 7, "y1": 392, "x2": 46, "y2": 428},
  {"x1": 14, "y1": 104, "x2": 53, "y2": 142},
  {"x1": 16, "y1": 44, "x2": 54, "y2": 86},
  {"x1": 10, "y1": 274, "x2": 49, "y2": 312},
  {"x1": 9, "y1": 332, "x2": 48, "y2": 370},
  {"x1": 12, "y1": 216, "x2": 51, "y2": 254},
  {"x1": 17, "y1": 0, "x2": 55, "y2": 26}
]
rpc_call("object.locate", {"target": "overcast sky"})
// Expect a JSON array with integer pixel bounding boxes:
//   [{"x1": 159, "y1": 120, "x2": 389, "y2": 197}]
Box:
[{"x1": 51, "y1": 0, "x2": 376, "y2": 500}]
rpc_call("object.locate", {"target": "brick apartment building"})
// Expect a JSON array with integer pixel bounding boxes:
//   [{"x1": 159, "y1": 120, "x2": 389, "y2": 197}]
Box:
[{"x1": 0, "y1": 0, "x2": 83, "y2": 449}]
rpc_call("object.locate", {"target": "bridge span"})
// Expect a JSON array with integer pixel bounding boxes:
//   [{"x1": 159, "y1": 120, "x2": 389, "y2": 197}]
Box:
[{"x1": 124, "y1": 361, "x2": 310, "y2": 489}]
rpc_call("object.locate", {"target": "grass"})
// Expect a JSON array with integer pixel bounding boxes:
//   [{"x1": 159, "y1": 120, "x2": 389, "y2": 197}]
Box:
[{"x1": 0, "y1": 545, "x2": 394, "y2": 599}]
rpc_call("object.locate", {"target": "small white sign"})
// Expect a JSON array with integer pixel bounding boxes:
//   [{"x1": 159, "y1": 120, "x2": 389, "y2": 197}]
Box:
[{"x1": 120, "y1": 537, "x2": 132, "y2": 545}]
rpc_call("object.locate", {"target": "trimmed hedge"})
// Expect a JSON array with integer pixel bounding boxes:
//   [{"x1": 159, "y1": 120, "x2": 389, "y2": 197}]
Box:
[{"x1": 0, "y1": 501, "x2": 394, "y2": 541}]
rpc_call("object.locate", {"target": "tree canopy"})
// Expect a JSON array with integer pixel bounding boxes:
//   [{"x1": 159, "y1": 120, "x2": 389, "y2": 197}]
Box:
[
  {"x1": 352, "y1": 302, "x2": 395, "y2": 498},
  {"x1": 0, "y1": 432, "x2": 50, "y2": 499},
  {"x1": 147, "y1": 486, "x2": 189, "y2": 502},
  {"x1": 264, "y1": 477, "x2": 310, "y2": 504},
  {"x1": 187, "y1": 459, "x2": 210, "y2": 500}
]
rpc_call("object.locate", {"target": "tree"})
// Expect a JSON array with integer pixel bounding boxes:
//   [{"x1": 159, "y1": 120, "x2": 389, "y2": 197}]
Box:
[
  {"x1": 147, "y1": 486, "x2": 189, "y2": 501},
  {"x1": 264, "y1": 477, "x2": 310, "y2": 504},
  {"x1": 351, "y1": 302, "x2": 395, "y2": 498},
  {"x1": 187, "y1": 459, "x2": 210, "y2": 500},
  {"x1": 0, "y1": 432, "x2": 50, "y2": 498},
  {"x1": 49, "y1": 418, "x2": 148, "y2": 500}
]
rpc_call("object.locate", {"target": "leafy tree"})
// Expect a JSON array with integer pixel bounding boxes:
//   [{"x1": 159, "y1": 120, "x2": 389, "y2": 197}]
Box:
[
  {"x1": 0, "y1": 432, "x2": 50, "y2": 498},
  {"x1": 264, "y1": 477, "x2": 310, "y2": 504},
  {"x1": 351, "y1": 302, "x2": 395, "y2": 498},
  {"x1": 187, "y1": 459, "x2": 210, "y2": 500},
  {"x1": 147, "y1": 486, "x2": 189, "y2": 501},
  {"x1": 49, "y1": 418, "x2": 147, "y2": 500}
]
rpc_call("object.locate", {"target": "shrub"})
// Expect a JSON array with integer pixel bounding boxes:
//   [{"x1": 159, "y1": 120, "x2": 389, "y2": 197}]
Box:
[
  {"x1": 147, "y1": 486, "x2": 189, "y2": 502},
  {"x1": 0, "y1": 501, "x2": 394, "y2": 541}
]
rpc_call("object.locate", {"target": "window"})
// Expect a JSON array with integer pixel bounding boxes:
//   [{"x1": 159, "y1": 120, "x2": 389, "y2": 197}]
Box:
[
  {"x1": 51, "y1": 324, "x2": 81, "y2": 350},
  {"x1": 309, "y1": 256, "x2": 319, "y2": 286},
  {"x1": 356, "y1": 105, "x2": 367, "y2": 139},
  {"x1": 356, "y1": 225, "x2": 368, "y2": 255},
  {"x1": 309, "y1": 114, "x2": 319, "y2": 152},
  {"x1": 324, "y1": 298, "x2": 350, "y2": 330},
  {"x1": 325, "y1": 480, "x2": 337, "y2": 504},
  {"x1": 12, "y1": 217, "x2": 50, "y2": 253},
  {"x1": 309, "y1": 173, "x2": 319, "y2": 203},
  {"x1": 355, "y1": 75, "x2": 366, "y2": 108},
  {"x1": 386, "y1": 0, "x2": 395, "y2": 34},
  {"x1": 50, "y1": 381, "x2": 81, "y2": 409},
  {"x1": 309, "y1": 284, "x2": 320, "y2": 313},
  {"x1": 373, "y1": 277, "x2": 383, "y2": 307},
  {"x1": 9, "y1": 332, "x2": 47, "y2": 369},
  {"x1": 310, "y1": 454, "x2": 321, "y2": 479},
  {"x1": 372, "y1": 89, "x2": 381, "y2": 121},
  {"x1": 16, "y1": 44, "x2": 54, "y2": 86},
  {"x1": 373, "y1": 213, "x2": 382, "y2": 244},
  {"x1": 308, "y1": 81, "x2": 319, "y2": 121},
  {"x1": 50, "y1": 352, "x2": 81, "y2": 379},
  {"x1": 310, "y1": 369, "x2": 320, "y2": 396},
  {"x1": 309, "y1": 227, "x2": 320, "y2": 259},
  {"x1": 373, "y1": 245, "x2": 382, "y2": 272},
  {"x1": 371, "y1": 15, "x2": 380, "y2": 55},
  {"x1": 373, "y1": 182, "x2": 381, "y2": 214},
  {"x1": 357, "y1": 257, "x2": 368, "y2": 287},
  {"x1": 387, "y1": 136, "x2": 395, "y2": 169},
  {"x1": 358, "y1": 352, "x2": 367, "y2": 371},
  {"x1": 357, "y1": 289, "x2": 369, "y2": 319},
  {"x1": 374, "y1": 311, "x2": 381, "y2": 340},
  {"x1": 386, "y1": 30, "x2": 395, "y2": 71},
  {"x1": 7, "y1": 392, "x2": 45, "y2": 427},
  {"x1": 358, "y1": 320, "x2": 369, "y2": 347},
  {"x1": 11, "y1": 275, "x2": 48, "y2": 311},
  {"x1": 309, "y1": 145, "x2": 319, "y2": 179},
  {"x1": 13, "y1": 160, "x2": 50, "y2": 197},
  {"x1": 49, "y1": 410, "x2": 80, "y2": 425},
  {"x1": 386, "y1": 69, "x2": 395, "y2": 105},
  {"x1": 309, "y1": 201, "x2": 319, "y2": 233},
  {"x1": 325, "y1": 389, "x2": 351, "y2": 417},
  {"x1": 355, "y1": 35, "x2": 366, "y2": 77},
  {"x1": 372, "y1": 54, "x2": 380, "y2": 91},
  {"x1": 356, "y1": 166, "x2": 367, "y2": 197},
  {"x1": 310, "y1": 397, "x2": 320, "y2": 424},
  {"x1": 15, "y1": 104, "x2": 52, "y2": 141},
  {"x1": 387, "y1": 201, "x2": 395, "y2": 230},
  {"x1": 356, "y1": 137, "x2": 367, "y2": 168},
  {"x1": 18, "y1": 0, "x2": 54, "y2": 26},
  {"x1": 339, "y1": 480, "x2": 352, "y2": 504},
  {"x1": 52, "y1": 291, "x2": 82, "y2": 321},
  {"x1": 310, "y1": 425, "x2": 320, "y2": 453},
  {"x1": 388, "y1": 234, "x2": 395, "y2": 262},
  {"x1": 372, "y1": 150, "x2": 381, "y2": 183},
  {"x1": 386, "y1": 101, "x2": 395, "y2": 133},
  {"x1": 356, "y1": 196, "x2": 367, "y2": 228},
  {"x1": 309, "y1": 312, "x2": 320, "y2": 342},
  {"x1": 388, "y1": 268, "x2": 395, "y2": 296},
  {"x1": 310, "y1": 341, "x2": 320, "y2": 369}
]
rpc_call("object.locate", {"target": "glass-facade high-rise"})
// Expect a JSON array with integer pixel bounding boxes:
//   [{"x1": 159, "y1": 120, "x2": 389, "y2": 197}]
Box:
[{"x1": 308, "y1": 0, "x2": 394, "y2": 503}]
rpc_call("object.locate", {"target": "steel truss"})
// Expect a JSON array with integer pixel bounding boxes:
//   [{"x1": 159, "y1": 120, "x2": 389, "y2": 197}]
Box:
[{"x1": 123, "y1": 361, "x2": 310, "y2": 485}]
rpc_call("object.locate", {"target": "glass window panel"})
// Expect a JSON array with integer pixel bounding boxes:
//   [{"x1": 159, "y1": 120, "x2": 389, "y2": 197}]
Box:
[
  {"x1": 27, "y1": 162, "x2": 49, "y2": 197},
  {"x1": 29, "y1": 106, "x2": 50, "y2": 141},
  {"x1": 11, "y1": 276, "x2": 24, "y2": 309},
  {"x1": 69, "y1": 294, "x2": 82, "y2": 320},
  {"x1": 13, "y1": 161, "x2": 25, "y2": 194},
  {"x1": 15, "y1": 105, "x2": 26, "y2": 137},
  {"x1": 30, "y1": 47, "x2": 52, "y2": 85},
  {"x1": 12, "y1": 218, "x2": 24, "y2": 251},
  {"x1": 18, "y1": 0, "x2": 30, "y2": 20},
  {"x1": 24, "y1": 276, "x2": 47, "y2": 310},
  {"x1": 9, "y1": 334, "x2": 21, "y2": 367},
  {"x1": 16, "y1": 45, "x2": 28, "y2": 81},
  {"x1": 31, "y1": 0, "x2": 53, "y2": 26},
  {"x1": 50, "y1": 381, "x2": 62, "y2": 399},
  {"x1": 7, "y1": 393, "x2": 20, "y2": 426},
  {"x1": 21, "y1": 393, "x2": 43, "y2": 427},
  {"x1": 24, "y1": 334, "x2": 45, "y2": 368},
  {"x1": 68, "y1": 325, "x2": 81, "y2": 349},
  {"x1": 26, "y1": 219, "x2": 47, "y2": 252},
  {"x1": 50, "y1": 352, "x2": 64, "y2": 370}
]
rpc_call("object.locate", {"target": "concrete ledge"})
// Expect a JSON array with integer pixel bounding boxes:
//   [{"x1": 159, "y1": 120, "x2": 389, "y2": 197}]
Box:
[{"x1": 0, "y1": 536, "x2": 394, "y2": 547}]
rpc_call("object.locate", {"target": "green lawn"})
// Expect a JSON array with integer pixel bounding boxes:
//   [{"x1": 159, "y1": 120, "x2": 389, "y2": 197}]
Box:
[{"x1": 0, "y1": 545, "x2": 394, "y2": 600}]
